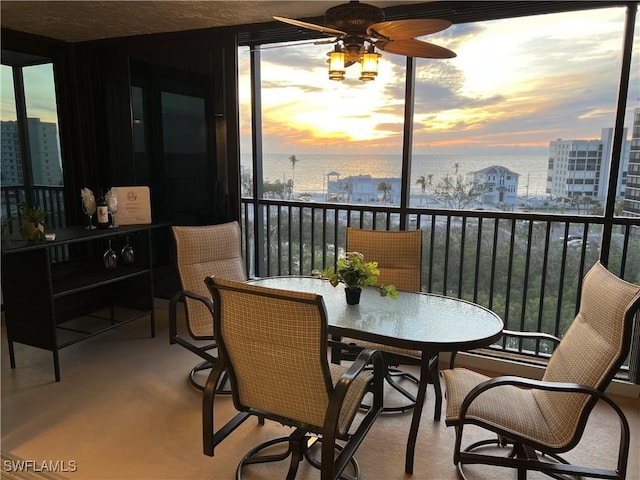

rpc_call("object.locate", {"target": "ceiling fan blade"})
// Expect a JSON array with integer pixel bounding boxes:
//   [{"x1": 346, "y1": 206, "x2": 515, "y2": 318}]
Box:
[
  {"x1": 251, "y1": 39, "x2": 336, "y2": 51},
  {"x1": 315, "y1": 38, "x2": 339, "y2": 45},
  {"x1": 377, "y1": 38, "x2": 456, "y2": 59},
  {"x1": 273, "y1": 16, "x2": 346, "y2": 37},
  {"x1": 367, "y1": 19, "x2": 452, "y2": 40}
]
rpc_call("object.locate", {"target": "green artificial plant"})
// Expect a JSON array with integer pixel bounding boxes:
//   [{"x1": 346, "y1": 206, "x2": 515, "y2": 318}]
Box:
[
  {"x1": 18, "y1": 204, "x2": 46, "y2": 241},
  {"x1": 313, "y1": 251, "x2": 398, "y2": 298}
]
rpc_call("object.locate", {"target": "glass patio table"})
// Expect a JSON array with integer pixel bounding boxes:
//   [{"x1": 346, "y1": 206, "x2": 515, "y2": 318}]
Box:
[{"x1": 249, "y1": 276, "x2": 504, "y2": 475}]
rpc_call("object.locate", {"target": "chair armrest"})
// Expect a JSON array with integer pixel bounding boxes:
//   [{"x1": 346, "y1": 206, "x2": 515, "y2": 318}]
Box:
[
  {"x1": 169, "y1": 290, "x2": 214, "y2": 343},
  {"x1": 338, "y1": 348, "x2": 386, "y2": 389},
  {"x1": 461, "y1": 376, "x2": 619, "y2": 414},
  {"x1": 177, "y1": 289, "x2": 214, "y2": 312},
  {"x1": 448, "y1": 330, "x2": 561, "y2": 368},
  {"x1": 325, "y1": 349, "x2": 386, "y2": 433},
  {"x1": 323, "y1": 348, "x2": 386, "y2": 475},
  {"x1": 502, "y1": 329, "x2": 561, "y2": 345}
]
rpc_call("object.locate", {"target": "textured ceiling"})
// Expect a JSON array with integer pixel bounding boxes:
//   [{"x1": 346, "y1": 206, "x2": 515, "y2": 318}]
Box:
[{"x1": 0, "y1": 1, "x2": 426, "y2": 43}]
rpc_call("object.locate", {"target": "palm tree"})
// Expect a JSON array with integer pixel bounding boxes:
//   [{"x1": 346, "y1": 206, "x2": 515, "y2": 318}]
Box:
[
  {"x1": 416, "y1": 176, "x2": 426, "y2": 206},
  {"x1": 288, "y1": 155, "x2": 299, "y2": 198},
  {"x1": 415, "y1": 174, "x2": 433, "y2": 207},
  {"x1": 377, "y1": 181, "x2": 392, "y2": 205}
]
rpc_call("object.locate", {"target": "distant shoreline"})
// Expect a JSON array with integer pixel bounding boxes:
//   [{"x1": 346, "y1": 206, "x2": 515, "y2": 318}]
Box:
[{"x1": 242, "y1": 151, "x2": 550, "y2": 198}]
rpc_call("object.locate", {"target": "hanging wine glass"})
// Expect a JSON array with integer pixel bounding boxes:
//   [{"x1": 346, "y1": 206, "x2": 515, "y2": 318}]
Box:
[
  {"x1": 103, "y1": 239, "x2": 117, "y2": 269},
  {"x1": 105, "y1": 188, "x2": 118, "y2": 228},
  {"x1": 81, "y1": 188, "x2": 97, "y2": 230},
  {"x1": 121, "y1": 235, "x2": 135, "y2": 265}
]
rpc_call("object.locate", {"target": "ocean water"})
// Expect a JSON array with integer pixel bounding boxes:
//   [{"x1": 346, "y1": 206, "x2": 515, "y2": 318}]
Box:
[{"x1": 242, "y1": 152, "x2": 549, "y2": 198}]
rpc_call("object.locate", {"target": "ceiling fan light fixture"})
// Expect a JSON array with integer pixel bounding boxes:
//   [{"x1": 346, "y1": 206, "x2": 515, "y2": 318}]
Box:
[
  {"x1": 275, "y1": 1, "x2": 456, "y2": 83},
  {"x1": 359, "y1": 44, "x2": 379, "y2": 81},
  {"x1": 328, "y1": 45, "x2": 346, "y2": 80}
]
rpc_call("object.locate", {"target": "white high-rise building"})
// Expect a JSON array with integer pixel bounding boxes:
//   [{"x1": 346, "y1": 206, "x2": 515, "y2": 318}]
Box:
[
  {"x1": 1, "y1": 118, "x2": 63, "y2": 187},
  {"x1": 546, "y1": 128, "x2": 628, "y2": 202},
  {"x1": 1, "y1": 121, "x2": 24, "y2": 186},
  {"x1": 623, "y1": 108, "x2": 640, "y2": 217}
]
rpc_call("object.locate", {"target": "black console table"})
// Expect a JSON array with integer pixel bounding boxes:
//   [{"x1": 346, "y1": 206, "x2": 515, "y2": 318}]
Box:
[{"x1": 2, "y1": 224, "x2": 162, "y2": 381}]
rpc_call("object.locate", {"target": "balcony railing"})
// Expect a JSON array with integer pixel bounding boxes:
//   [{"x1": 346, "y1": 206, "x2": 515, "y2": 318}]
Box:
[
  {"x1": 1, "y1": 185, "x2": 67, "y2": 261},
  {"x1": 241, "y1": 197, "x2": 640, "y2": 383},
  {"x1": 2, "y1": 188, "x2": 637, "y2": 382},
  {"x1": 1, "y1": 184, "x2": 67, "y2": 233}
]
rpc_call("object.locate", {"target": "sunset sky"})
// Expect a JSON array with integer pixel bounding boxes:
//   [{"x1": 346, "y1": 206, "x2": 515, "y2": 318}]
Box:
[
  {"x1": 1, "y1": 4, "x2": 637, "y2": 160},
  {"x1": 239, "y1": 5, "x2": 639, "y2": 156}
]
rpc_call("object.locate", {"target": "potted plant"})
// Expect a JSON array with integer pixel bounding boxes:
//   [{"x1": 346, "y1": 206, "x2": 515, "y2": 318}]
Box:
[
  {"x1": 18, "y1": 204, "x2": 46, "y2": 241},
  {"x1": 313, "y1": 251, "x2": 398, "y2": 305}
]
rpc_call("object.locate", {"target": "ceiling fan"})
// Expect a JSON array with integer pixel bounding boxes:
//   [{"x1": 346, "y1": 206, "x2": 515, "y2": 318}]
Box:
[{"x1": 273, "y1": 0, "x2": 456, "y2": 81}]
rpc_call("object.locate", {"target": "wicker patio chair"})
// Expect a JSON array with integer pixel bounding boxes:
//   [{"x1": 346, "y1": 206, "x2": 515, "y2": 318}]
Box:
[
  {"x1": 202, "y1": 276, "x2": 386, "y2": 480},
  {"x1": 169, "y1": 222, "x2": 247, "y2": 390},
  {"x1": 330, "y1": 228, "x2": 442, "y2": 418},
  {"x1": 441, "y1": 261, "x2": 640, "y2": 480}
]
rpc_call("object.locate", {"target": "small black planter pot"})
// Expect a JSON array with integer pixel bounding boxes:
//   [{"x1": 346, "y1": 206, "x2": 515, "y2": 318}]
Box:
[{"x1": 345, "y1": 287, "x2": 362, "y2": 305}]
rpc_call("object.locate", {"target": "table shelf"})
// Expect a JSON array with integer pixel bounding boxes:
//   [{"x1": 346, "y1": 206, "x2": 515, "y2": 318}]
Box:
[
  {"x1": 1, "y1": 224, "x2": 162, "y2": 381},
  {"x1": 55, "y1": 306, "x2": 152, "y2": 348},
  {"x1": 52, "y1": 261, "x2": 149, "y2": 297}
]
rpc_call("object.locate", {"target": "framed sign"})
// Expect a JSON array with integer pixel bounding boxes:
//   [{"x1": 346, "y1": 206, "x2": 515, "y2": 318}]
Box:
[{"x1": 113, "y1": 186, "x2": 152, "y2": 225}]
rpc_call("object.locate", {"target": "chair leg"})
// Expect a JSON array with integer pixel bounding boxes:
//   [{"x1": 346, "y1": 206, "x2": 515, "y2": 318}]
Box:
[
  {"x1": 285, "y1": 429, "x2": 307, "y2": 480},
  {"x1": 236, "y1": 430, "x2": 361, "y2": 480},
  {"x1": 430, "y1": 364, "x2": 442, "y2": 421},
  {"x1": 234, "y1": 429, "x2": 308, "y2": 480},
  {"x1": 235, "y1": 436, "x2": 294, "y2": 480},
  {"x1": 337, "y1": 345, "x2": 442, "y2": 419},
  {"x1": 305, "y1": 437, "x2": 360, "y2": 480},
  {"x1": 517, "y1": 466, "x2": 527, "y2": 480},
  {"x1": 378, "y1": 368, "x2": 419, "y2": 413},
  {"x1": 361, "y1": 362, "x2": 441, "y2": 420},
  {"x1": 455, "y1": 437, "x2": 590, "y2": 480},
  {"x1": 189, "y1": 360, "x2": 231, "y2": 393}
]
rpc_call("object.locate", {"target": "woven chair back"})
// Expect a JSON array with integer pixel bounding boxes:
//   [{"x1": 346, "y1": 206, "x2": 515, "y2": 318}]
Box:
[
  {"x1": 535, "y1": 261, "x2": 640, "y2": 447},
  {"x1": 172, "y1": 222, "x2": 247, "y2": 338},
  {"x1": 346, "y1": 228, "x2": 422, "y2": 292},
  {"x1": 208, "y1": 277, "x2": 333, "y2": 429}
]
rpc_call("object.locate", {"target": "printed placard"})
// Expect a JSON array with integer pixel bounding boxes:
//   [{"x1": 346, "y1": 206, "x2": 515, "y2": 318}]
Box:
[{"x1": 113, "y1": 186, "x2": 152, "y2": 225}]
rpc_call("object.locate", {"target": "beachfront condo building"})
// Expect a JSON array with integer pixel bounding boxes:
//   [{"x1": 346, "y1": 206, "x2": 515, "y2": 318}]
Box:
[
  {"x1": 546, "y1": 127, "x2": 629, "y2": 202},
  {"x1": 623, "y1": 108, "x2": 640, "y2": 217}
]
